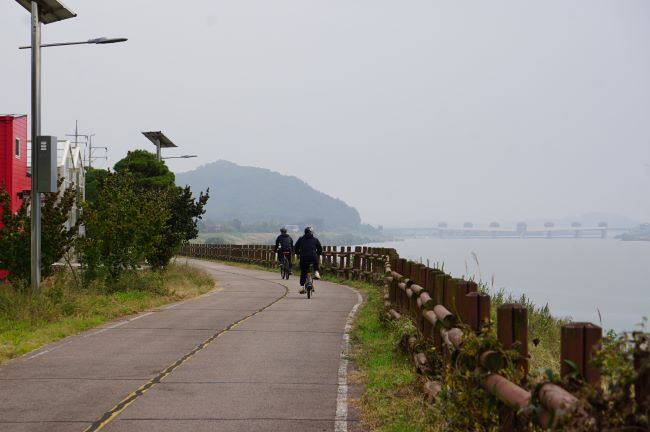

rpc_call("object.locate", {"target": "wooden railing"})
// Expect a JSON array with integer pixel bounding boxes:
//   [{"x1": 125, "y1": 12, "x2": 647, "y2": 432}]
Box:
[{"x1": 180, "y1": 243, "x2": 649, "y2": 430}]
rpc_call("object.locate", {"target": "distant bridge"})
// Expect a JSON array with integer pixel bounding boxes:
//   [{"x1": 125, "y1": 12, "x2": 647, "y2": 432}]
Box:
[{"x1": 386, "y1": 226, "x2": 631, "y2": 239}]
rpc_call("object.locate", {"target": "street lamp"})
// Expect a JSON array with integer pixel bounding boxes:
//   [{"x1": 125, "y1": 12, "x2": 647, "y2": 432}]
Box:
[
  {"x1": 13, "y1": 0, "x2": 127, "y2": 293},
  {"x1": 19, "y1": 37, "x2": 129, "y2": 49},
  {"x1": 142, "y1": 131, "x2": 178, "y2": 162},
  {"x1": 162, "y1": 155, "x2": 198, "y2": 160}
]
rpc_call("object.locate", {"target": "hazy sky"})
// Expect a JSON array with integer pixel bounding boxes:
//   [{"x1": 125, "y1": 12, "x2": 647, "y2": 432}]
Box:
[{"x1": 2, "y1": 1, "x2": 649, "y2": 226}]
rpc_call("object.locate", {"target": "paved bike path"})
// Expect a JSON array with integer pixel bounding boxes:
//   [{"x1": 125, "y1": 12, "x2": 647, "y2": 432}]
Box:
[{"x1": 0, "y1": 259, "x2": 363, "y2": 432}]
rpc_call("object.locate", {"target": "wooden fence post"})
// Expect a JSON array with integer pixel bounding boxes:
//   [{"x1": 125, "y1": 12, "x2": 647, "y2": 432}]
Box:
[
  {"x1": 465, "y1": 292, "x2": 491, "y2": 333},
  {"x1": 434, "y1": 273, "x2": 448, "y2": 308},
  {"x1": 560, "y1": 322, "x2": 602, "y2": 384},
  {"x1": 353, "y1": 246, "x2": 361, "y2": 279},
  {"x1": 344, "y1": 246, "x2": 351, "y2": 279},
  {"x1": 634, "y1": 331, "x2": 650, "y2": 411},
  {"x1": 497, "y1": 304, "x2": 529, "y2": 375}
]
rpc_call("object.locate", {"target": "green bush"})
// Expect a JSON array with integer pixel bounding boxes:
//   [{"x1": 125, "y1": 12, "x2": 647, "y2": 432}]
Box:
[
  {"x1": 78, "y1": 172, "x2": 169, "y2": 282},
  {"x1": 0, "y1": 179, "x2": 79, "y2": 285}
]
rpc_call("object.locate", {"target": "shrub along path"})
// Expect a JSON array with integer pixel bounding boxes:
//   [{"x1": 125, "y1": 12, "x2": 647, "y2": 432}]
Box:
[{"x1": 0, "y1": 259, "x2": 363, "y2": 432}]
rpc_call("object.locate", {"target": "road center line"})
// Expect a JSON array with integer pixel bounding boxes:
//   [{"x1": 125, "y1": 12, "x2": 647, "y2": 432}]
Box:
[{"x1": 84, "y1": 268, "x2": 288, "y2": 432}]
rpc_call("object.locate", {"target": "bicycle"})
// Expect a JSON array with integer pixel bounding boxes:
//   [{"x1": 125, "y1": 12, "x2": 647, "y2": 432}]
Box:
[
  {"x1": 280, "y1": 252, "x2": 291, "y2": 280},
  {"x1": 305, "y1": 264, "x2": 315, "y2": 299}
]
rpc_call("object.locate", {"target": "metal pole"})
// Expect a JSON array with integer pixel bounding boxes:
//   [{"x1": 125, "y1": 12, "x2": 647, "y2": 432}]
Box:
[
  {"x1": 155, "y1": 139, "x2": 161, "y2": 161},
  {"x1": 30, "y1": 1, "x2": 42, "y2": 293}
]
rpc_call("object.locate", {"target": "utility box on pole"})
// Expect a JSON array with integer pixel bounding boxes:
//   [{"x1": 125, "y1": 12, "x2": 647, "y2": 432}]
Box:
[{"x1": 36, "y1": 135, "x2": 57, "y2": 193}]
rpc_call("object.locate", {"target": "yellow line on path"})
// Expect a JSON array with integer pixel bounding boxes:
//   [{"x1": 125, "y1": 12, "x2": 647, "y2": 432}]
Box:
[{"x1": 84, "y1": 272, "x2": 288, "y2": 432}]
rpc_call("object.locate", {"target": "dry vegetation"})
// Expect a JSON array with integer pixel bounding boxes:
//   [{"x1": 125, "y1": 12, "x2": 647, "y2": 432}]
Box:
[{"x1": 0, "y1": 262, "x2": 214, "y2": 364}]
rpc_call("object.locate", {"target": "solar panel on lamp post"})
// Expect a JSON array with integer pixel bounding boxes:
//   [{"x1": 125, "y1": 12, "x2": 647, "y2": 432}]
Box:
[
  {"x1": 142, "y1": 131, "x2": 178, "y2": 162},
  {"x1": 12, "y1": 0, "x2": 126, "y2": 293}
]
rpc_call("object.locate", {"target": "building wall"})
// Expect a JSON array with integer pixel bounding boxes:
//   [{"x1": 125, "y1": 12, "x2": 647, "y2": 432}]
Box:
[
  {"x1": 0, "y1": 115, "x2": 29, "y2": 213},
  {"x1": 0, "y1": 117, "x2": 13, "y2": 199},
  {"x1": 12, "y1": 116, "x2": 29, "y2": 213}
]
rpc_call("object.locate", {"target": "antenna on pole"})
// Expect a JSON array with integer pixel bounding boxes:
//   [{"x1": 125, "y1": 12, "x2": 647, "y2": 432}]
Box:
[
  {"x1": 88, "y1": 135, "x2": 107, "y2": 169},
  {"x1": 66, "y1": 122, "x2": 105, "y2": 169}
]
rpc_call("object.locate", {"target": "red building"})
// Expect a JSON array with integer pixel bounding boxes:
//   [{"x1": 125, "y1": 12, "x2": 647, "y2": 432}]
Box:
[{"x1": 0, "y1": 115, "x2": 30, "y2": 213}]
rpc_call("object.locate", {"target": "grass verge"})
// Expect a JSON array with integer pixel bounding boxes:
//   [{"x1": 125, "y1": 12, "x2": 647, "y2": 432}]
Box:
[
  {"x1": 0, "y1": 261, "x2": 214, "y2": 364},
  {"x1": 323, "y1": 274, "x2": 440, "y2": 432}
]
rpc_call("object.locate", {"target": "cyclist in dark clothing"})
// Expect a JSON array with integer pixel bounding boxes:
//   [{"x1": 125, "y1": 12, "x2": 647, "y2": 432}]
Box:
[
  {"x1": 294, "y1": 226, "x2": 322, "y2": 294},
  {"x1": 275, "y1": 227, "x2": 294, "y2": 274}
]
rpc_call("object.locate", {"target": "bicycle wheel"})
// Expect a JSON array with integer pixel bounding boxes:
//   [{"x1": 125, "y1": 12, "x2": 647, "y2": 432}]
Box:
[{"x1": 306, "y1": 275, "x2": 313, "y2": 299}]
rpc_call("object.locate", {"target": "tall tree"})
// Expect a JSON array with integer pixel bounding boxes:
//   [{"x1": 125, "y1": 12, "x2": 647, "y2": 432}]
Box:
[
  {"x1": 113, "y1": 150, "x2": 175, "y2": 190},
  {"x1": 111, "y1": 151, "x2": 209, "y2": 270},
  {"x1": 78, "y1": 172, "x2": 168, "y2": 280},
  {"x1": 84, "y1": 167, "x2": 110, "y2": 205}
]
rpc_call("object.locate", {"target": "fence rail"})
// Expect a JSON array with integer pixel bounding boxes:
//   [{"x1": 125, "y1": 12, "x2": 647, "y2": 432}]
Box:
[{"x1": 180, "y1": 243, "x2": 649, "y2": 430}]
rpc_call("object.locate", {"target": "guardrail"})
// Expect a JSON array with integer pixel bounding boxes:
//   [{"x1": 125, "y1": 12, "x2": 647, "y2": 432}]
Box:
[{"x1": 180, "y1": 243, "x2": 649, "y2": 430}]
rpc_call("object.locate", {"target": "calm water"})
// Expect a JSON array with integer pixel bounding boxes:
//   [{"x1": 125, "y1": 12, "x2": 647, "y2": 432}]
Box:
[{"x1": 367, "y1": 238, "x2": 649, "y2": 332}]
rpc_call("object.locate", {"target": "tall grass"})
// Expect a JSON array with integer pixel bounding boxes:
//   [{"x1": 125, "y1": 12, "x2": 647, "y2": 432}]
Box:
[
  {"x1": 0, "y1": 262, "x2": 214, "y2": 364},
  {"x1": 481, "y1": 283, "x2": 564, "y2": 372}
]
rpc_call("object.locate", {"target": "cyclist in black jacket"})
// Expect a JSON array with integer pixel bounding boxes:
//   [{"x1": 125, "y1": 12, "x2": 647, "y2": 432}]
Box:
[
  {"x1": 275, "y1": 227, "x2": 294, "y2": 274},
  {"x1": 294, "y1": 226, "x2": 322, "y2": 294}
]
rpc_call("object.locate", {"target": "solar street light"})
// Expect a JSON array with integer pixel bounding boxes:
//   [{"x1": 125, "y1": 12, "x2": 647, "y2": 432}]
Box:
[
  {"x1": 12, "y1": 0, "x2": 126, "y2": 293},
  {"x1": 142, "y1": 131, "x2": 178, "y2": 161}
]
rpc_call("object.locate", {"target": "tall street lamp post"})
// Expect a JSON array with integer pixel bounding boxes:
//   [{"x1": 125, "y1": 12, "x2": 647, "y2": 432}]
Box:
[{"x1": 13, "y1": 0, "x2": 127, "y2": 293}]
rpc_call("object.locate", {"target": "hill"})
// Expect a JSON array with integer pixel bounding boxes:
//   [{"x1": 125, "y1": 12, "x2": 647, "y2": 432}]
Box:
[{"x1": 175, "y1": 160, "x2": 362, "y2": 230}]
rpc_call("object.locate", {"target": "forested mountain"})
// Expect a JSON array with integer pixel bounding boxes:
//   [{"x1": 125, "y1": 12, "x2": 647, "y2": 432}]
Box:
[{"x1": 175, "y1": 160, "x2": 361, "y2": 230}]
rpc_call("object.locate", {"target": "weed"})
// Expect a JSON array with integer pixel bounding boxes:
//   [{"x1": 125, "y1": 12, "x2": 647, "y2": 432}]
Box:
[{"x1": 0, "y1": 263, "x2": 214, "y2": 364}]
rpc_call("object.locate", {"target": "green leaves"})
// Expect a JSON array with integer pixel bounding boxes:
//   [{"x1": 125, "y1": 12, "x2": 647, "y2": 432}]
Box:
[
  {"x1": 113, "y1": 150, "x2": 175, "y2": 190},
  {"x1": 80, "y1": 153, "x2": 209, "y2": 279},
  {"x1": 0, "y1": 180, "x2": 78, "y2": 285},
  {"x1": 78, "y1": 172, "x2": 170, "y2": 281}
]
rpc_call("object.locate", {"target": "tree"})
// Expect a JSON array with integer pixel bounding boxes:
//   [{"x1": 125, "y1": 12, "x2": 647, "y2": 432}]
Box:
[
  {"x1": 113, "y1": 150, "x2": 175, "y2": 190},
  {"x1": 0, "y1": 187, "x2": 30, "y2": 283},
  {"x1": 0, "y1": 179, "x2": 79, "y2": 284},
  {"x1": 41, "y1": 179, "x2": 81, "y2": 277},
  {"x1": 146, "y1": 186, "x2": 209, "y2": 270},
  {"x1": 85, "y1": 167, "x2": 110, "y2": 205},
  {"x1": 78, "y1": 172, "x2": 168, "y2": 280},
  {"x1": 110, "y1": 152, "x2": 209, "y2": 270}
]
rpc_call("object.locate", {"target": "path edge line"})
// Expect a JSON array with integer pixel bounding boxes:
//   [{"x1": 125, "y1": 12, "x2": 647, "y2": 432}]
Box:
[{"x1": 335, "y1": 285, "x2": 364, "y2": 432}]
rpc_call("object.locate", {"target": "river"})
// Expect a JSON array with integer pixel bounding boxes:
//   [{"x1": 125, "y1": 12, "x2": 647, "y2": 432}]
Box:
[{"x1": 366, "y1": 237, "x2": 649, "y2": 332}]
